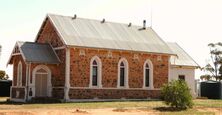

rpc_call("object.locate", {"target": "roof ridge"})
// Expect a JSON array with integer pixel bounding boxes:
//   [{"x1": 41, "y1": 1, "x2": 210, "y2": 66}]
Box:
[{"x1": 47, "y1": 13, "x2": 151, "y2": 29}]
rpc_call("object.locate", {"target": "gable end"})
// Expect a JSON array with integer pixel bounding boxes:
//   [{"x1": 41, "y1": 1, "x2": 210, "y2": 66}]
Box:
[{"x1": 35, "y1": 15, "x2": 66, "y2": 48}]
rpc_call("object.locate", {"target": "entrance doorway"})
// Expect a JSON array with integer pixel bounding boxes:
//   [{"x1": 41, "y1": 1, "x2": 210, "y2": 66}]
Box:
[
  {"x1": 35, "y1": 70, "x2": 48, "y2": 97},
  {"x1": 32, "y1": 65, "x2": 52, "y2": 98}
]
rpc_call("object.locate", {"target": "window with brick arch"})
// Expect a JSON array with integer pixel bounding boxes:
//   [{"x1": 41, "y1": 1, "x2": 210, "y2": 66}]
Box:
[
  {"x1": 143, "y1": 59, "x2": 153, "y2": 89},
  {"x1": 118, "y1": 58, "x2": 128, "y2": 88},
  {"x1": 17, "y1": 61, "x2": 22, "y2": 86},
  {"x1": 90, "y1": 56, "x2": 102, "y2": 88}
]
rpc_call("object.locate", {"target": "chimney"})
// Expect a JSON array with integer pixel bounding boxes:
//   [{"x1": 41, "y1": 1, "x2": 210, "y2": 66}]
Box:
[
  {"x1": 128, "y1": 22, "x2": 132, "y2": 27},
  {"x1": 143, "y1": 20, "x2": 146, "y2": 29},
  {"x1": 72, "y1": 14, "x2": 77, "y2": 19},
  {"x1": 101, "y1": 18, "x2": 105, "y2": 23}
]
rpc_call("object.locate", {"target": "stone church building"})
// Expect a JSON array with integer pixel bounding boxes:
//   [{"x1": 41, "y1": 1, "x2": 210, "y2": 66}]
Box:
[{"x1": 7, "y1": 14, "x2": 199, "y2": 102}]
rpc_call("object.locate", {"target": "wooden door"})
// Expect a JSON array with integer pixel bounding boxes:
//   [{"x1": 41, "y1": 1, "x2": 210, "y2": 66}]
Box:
[{"x1": 35, "y1": 74, "x2": 48, "y2": 97}]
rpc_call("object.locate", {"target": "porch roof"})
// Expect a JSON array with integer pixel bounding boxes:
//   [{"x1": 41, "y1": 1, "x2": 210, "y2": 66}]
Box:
[{"x1": 8, "y1": 42, "x2": 60, "y2": 65}]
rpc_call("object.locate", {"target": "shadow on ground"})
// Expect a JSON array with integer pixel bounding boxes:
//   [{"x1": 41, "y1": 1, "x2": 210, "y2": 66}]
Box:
[
  {"x1": 154, "y1": 107, "x2": 186, "y2": 112},
  {"x1": 0, "y1": 101, "x2": 24, "y2": 105}
]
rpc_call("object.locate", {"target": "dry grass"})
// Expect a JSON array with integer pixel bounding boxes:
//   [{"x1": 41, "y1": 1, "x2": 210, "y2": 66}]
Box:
[{"x1": 0, "y1": 97, "x2": 221, "y2": 114}]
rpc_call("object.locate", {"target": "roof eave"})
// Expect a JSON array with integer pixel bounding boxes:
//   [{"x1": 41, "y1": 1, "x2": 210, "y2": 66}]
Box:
[
  {"x1": 26, "y1": 61, "x2": 60, "y2": 65},
  {"x1": 66, "y1": 45, "x2": 176, "y2": 56},
  {"x1": 171, "y1": 64, "x2": 200, "y2": 69},
  {"x1": 6, "y1": 41, "x2": 27, "y2": 67}
]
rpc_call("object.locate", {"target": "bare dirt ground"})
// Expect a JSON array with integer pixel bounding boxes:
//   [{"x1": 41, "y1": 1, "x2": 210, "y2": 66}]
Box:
[
  {"x1": 1, "y1": 98, "x2": 222, "y2": 115},
  {"x1": 1, "y1": 107, "x2": 222, "y2": 115},
  {"x1": 196, "y1": 108, "x2": 222, "y2": 115},
  {"x1": 0, "y1": 108, "x2": 156, "y2": 115}
]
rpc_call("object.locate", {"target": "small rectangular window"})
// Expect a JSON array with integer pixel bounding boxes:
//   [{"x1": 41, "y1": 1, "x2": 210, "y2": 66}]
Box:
[{"x1": 178, "y1": 75, "x2": 185, "y2": 81}]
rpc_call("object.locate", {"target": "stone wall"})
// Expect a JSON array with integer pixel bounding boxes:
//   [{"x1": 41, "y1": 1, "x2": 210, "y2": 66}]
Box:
[
  {"x1": 12, "y1": 55, "x2": 26, "y2": 87},
  {"x1": 69, "y1": 89, "x2": 160, "y2": 99},
  {"x1": 11, "y1": 87, "x2": 25, "y2": 99},
  {"x1": 69, "y1": 47, "x2": 169, "y2": 99},
  {"x1": 36, "y1": 18, "x2": 64, "y2": 48},
  {"x1": 70, "y1": 48, "x2": 169, "y2": 88},
  {"x1": 52, "y1": 88, "x2": 64, "y2": 99}
]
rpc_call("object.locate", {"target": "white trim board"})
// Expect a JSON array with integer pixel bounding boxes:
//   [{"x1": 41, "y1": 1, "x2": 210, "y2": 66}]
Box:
[
  {"x1": 69, "y1": 98, "x2": 160, "y2": 102},
  {"x1": 64, "y1": 48, "x2": 70, "y2": 101},
  {"x1": 69, "y1": 87, "x2": 160, "y2": 90}
]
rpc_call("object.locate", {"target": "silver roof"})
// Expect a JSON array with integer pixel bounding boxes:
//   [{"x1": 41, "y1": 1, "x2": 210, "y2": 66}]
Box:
[
  {"x1": 167, "y1": 42, "x2": 199, "y2": 67},
  {"x1": 17, "y1": 42, "x2": 60, "y2": 64},
  {"x1": 48, "y1": 14, "x2": 174, "y2": 55}
]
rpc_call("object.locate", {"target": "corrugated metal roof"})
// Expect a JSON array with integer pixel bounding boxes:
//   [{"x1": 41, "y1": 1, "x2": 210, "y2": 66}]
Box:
[
  {"x1": 167, "y1": 42, "x2": 199, "y2": 67},
  {"x1": 48, "y1": 14, "x2": 174, "y2": 55},
  {"x1": 17, "y1": 42, "x2": 60, "y2": 64}
]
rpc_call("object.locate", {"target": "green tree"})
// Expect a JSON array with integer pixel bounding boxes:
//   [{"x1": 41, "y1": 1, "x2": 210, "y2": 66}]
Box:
[
  {"x1": 0, "y1": 70, "x2": 9, "y2": 80},
  {"x1": 202, "y1": 42, "x2": 222, "y2": 81},
  {"x1": 0, "y1": 70, "x2": 6, "y2": 79},
  {"x1": 161, "y1": 80, "x2": 193, "y2": 109},
  {"x1": 200, "y1": 74, "x2": 211, "y2": 81}
]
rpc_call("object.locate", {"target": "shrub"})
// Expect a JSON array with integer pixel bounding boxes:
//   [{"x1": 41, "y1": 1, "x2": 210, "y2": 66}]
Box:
[{"x1": 161, "y1": 80, "x2": 193, "y2": 109}]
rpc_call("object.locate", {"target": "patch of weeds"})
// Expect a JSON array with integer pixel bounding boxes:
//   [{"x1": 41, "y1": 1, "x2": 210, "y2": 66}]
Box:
[{"x1": 113, "y1": 107, "x2": 128, "y2": 112}]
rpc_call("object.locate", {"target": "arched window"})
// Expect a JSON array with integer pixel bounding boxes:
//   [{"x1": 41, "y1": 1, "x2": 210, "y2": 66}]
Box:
[
  {"x1": 17, "y1": 61, "x2": 22, "y2": 86},
  {"x1": 118, "y1": 58, "x2": 128, "y2": 88},
  {"x1": 143, "y1": 59, "x2": 153, "y2": 89},
  {"x1": 120, "y1": 62, "x2": 125, "y2": 86},
  {"x1": 92, "y1": 60, "x2": 98, "y2": 86},
  {"x1": 90, "y1": 56, "x2": 102, "y2": 87},
  {"x1": 145, "y1": 63, "x2": 150, "y2": 87}
]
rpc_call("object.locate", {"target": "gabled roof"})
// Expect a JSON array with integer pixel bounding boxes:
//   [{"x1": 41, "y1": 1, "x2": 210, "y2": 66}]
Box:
[
  {"x1": 8, "y1": 42, "x2": 60, "y2": 65},
  {"x1": 167, "y1": 42, "x2": 199, "y2": 67},
  {"x1": 44, "y1": 14, "x2": 175, "y2": 55}
]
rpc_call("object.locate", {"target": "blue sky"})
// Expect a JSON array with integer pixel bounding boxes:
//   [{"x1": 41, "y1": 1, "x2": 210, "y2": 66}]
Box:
[{"x1": 0, "y1": 0, "x2": 222, "y2": 79}]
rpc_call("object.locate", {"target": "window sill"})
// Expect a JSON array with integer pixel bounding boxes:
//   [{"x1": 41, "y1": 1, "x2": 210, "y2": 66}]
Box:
[
  {"x1": 142, "y1": 86, "x2": 154, "y2": 90},
  {"x1": 89, "y1": 85, "x2": 102, "y2": 89},
  {"x1": 117, "y1": 86, "x2": 129, "y2": 89}
]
